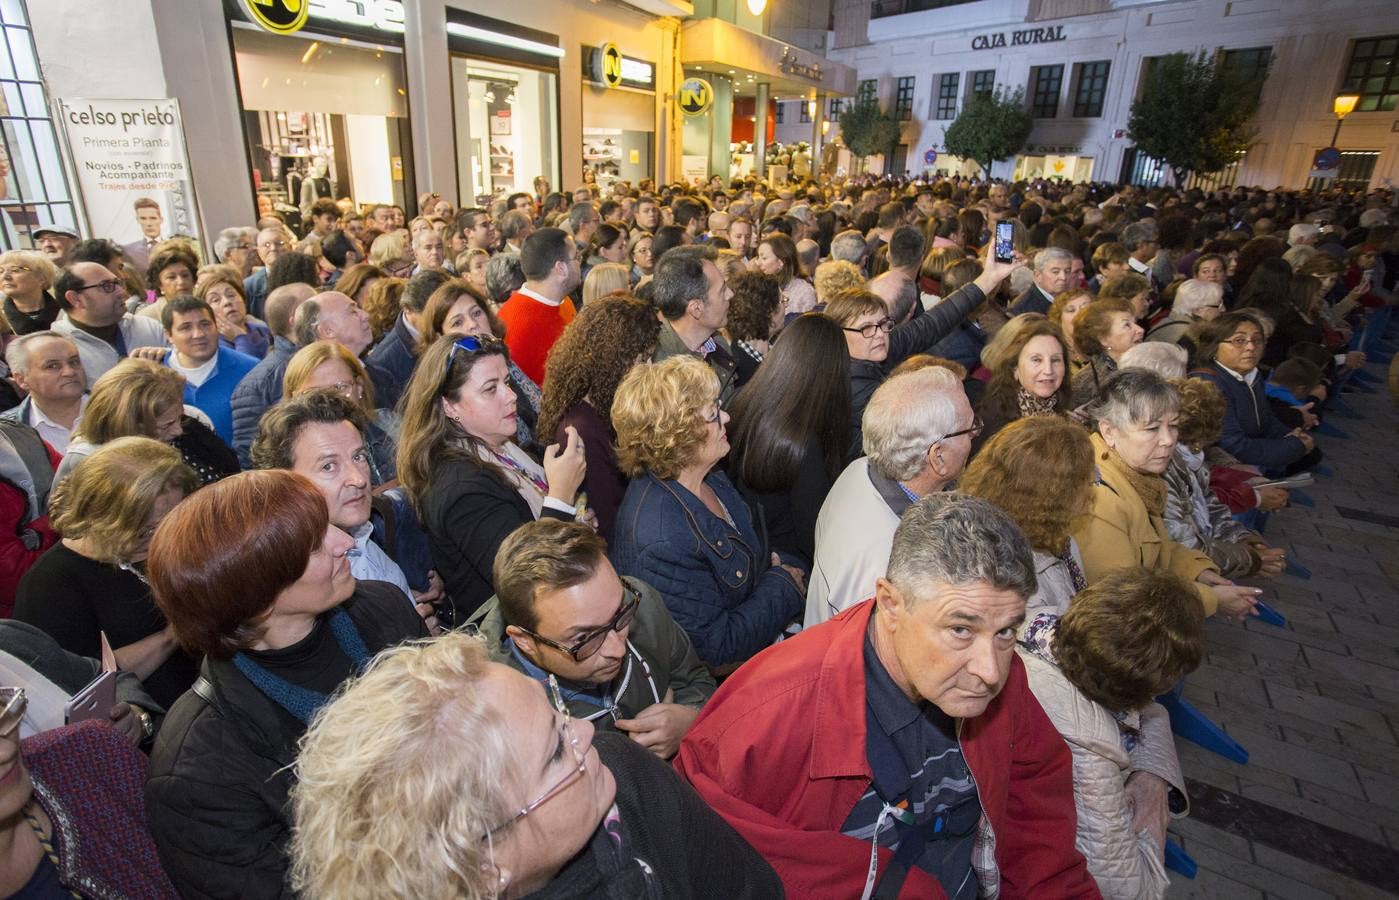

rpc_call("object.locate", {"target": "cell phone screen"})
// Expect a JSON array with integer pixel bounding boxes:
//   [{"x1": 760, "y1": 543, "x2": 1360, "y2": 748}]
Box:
[{"x1": 994, "y1": 222, "x2": 1015, "y2": 263}]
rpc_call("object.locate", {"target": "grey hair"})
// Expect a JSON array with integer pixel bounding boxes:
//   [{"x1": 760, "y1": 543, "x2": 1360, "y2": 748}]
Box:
[
  {"x1": 829, "y1": 230, "x2": 868, "y2": 265},
  {"x1": 485, "y1": 253, "x2": 524, "y2": 305},
  {"x1": 1087, "y1": 368, "x2": 1181, "y2": 431},
  {"x1": 1033, "y1": 246, "x2": 1075, "y2": 271},
  {"x1": 1119, "y1": 342, "x2": 1187, "y2": 380},
  {"x1": 863, "y1": 366, "x2": 962, "y2": 481},
  {"x1": 410, "y1": 228, "x2": 440, "y2": 251},
  {"x1": 887, "y1": 493, "x2": 1037, "y2": 601},
  {"x1": 1171, "y1": 278, "x2": 1223, "y2": 318},
  {"x1": 5, "y1": 330, "x2": 77, "y2": 375},
  {"x1": 214, "y1": 226, "x2": 253, "y2": 263},
  {"x1": 1121, "y1": 221, "x2": 1158, "y2": 250},
  {"x1": 293, "y1": 298, "x2": 324, "y2": 348}
]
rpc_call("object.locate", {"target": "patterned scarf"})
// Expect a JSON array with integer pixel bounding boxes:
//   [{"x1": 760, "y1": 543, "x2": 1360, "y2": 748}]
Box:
[
  {"x1": 1016, "y1": 387, "x2": 1060, "y2": 419},
  {"x1": 1098, "y1": 436, "x2": 1169, "y2": 516}
]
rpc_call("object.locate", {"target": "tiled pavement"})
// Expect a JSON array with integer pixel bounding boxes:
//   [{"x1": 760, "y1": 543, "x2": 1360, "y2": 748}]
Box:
[{"x1": 1166, "y1": 370, "x2": 1399, "y2": 900}]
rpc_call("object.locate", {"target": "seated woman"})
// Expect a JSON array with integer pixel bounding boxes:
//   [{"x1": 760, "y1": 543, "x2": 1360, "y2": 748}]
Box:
[
  {"x1": 974, "y1": 315, "x2": 1071, "y2": 452},
  {"x1": 197, "y1": 264, "x2": 272, "y2": 359},
  {"x1": 724, "y1": 271, "x2": 785, "y2": 387},
  {"x1": 283, "y1": 340, "x2": 399, "y2": 484},
  {"x1": 58, "y1": 358, "x2": 239, "y2": 487},
  {"x1": 1190, "y1": 311, "x2": 1319, "y2": 474},
  {"x1": 1048, "y1": 287, "x2": 1094, "y2": 374},
  {"x1": 538, "y1": 294, "x2": 660, "y2": 542},
  {"x1": 143, "y1": 469, "x2": 428, "y2": 899},
  {"x1": 396, "y1": 335, "x2": 585, "y2": 623},
  {"x1": 1, "y1": 702, "x2": 179, "y2": 898},
  {"x1": 1069, "y1": 297, "x2": 1143, "y2": 409},
  {"x1": 1096, "y1": 272, "x2": 1152, "y2": 324},
  {"x1": 609, "y1": 356, "x2": 806, "y2": 669},
  {"x1": 1144, "y1": 278, "x2": 1223, "y2": 347},
  {"x1": 1018, "y1": 568, "x2": 1204, "y2": 900},
  {"x1": 1164, "y1": 378, "x2": 1285, "y2": 580},
  {"x1": 288, "y1": 631, "x2": 780, "y2": 899},
  {"x1": 15, "y1": 437, "x2": 198, "y2": 709},
  {"x1": 726, "y1": 313, "x2": 850, "y2": 563},
  {"x1": 960, "y1": 416, "x2": 1095, "y2": 621},
  {"x1": 1072, "y1": 368, "x2": 1262, "y2": 620},
  {"x1": 420, "y1": 278, "x2": 542, "y2": 452}
]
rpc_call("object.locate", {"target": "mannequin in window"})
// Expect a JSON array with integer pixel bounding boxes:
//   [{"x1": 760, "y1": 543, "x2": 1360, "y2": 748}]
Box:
[{"x1": 299, "y1": 157, "x2": 334, "y2": 221}]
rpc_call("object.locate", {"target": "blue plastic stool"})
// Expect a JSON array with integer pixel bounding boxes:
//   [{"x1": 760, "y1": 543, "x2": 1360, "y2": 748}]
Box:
[
  {"x1": 1328, "y1": 398, "x2": 1361, "y2": 419},
  {"x1": 1315, "y1": 421, "x2": 1350, "y2": 438},
  {"x1": 1165, "y1": 840, "x2": 1198, "y2": 879},
  {"x1": 1255, "y1": 600, "x2": 1289, "y2": 625},
  {"x1": 1288, "y1": 488, "x2": 1316, "y2": 508},
  {"x1": 1158, "y1": 682, "x2": 1249, "y2": 764},
  {"x1": 1283, "y1": 558, "x2": 1312, "y2": 579}
]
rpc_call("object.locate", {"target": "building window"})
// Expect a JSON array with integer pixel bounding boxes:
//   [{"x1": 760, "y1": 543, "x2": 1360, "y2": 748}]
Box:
[
  {"x1": 775, "y1": 102, "x2": 784, "y2": 124},
  {"x1": 1341, "y1": 35, "x2": 1398, "y2": 112},
  {"x1": 894, "y1": 76, "x2": 915, "y2": 120},
  {"x1": 1072, "y1": 61, "x2": 1110, "y2": 118},
  {"x1": 799, "y1": 100, "x2": 811, "y2": 123},
  {"x1": 857, "y1": 79, "x2": 878, "y2": 105},
  {"x1": 1030, "y1": 64, "x2": 1063, "y2": 118},
  {"x1": 970, "y1": 69, "x2": 995, "y2": 102},
  {"x1": 935, "y1": 73, "x2": 959, "y2": 120},
  {"x1": 1222, "y1": 46, "x2": 1272, "y2": 83},
  {"x1": 830, "y1": 97, "x2": 844, "y2": 118},
  {"x1": 0, "y1": 0, "x2": 79, "y2": 250}
]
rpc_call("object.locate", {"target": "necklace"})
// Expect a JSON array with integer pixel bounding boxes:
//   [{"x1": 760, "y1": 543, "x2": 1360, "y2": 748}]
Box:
[{"x1": 22, "y1": 803, "x2": 81, "y2": 899}]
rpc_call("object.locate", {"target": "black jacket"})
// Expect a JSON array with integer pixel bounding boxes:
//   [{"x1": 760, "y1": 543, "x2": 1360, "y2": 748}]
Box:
[
  {"x1": 144, "y1": 582, "x2": 427, "y2": 900},
  {"x1": 420, "y1": 456, "x2": 571, "y2": 623},
  {"x1": 525, "y1": 732, "x2": 783, "y2": 899}
]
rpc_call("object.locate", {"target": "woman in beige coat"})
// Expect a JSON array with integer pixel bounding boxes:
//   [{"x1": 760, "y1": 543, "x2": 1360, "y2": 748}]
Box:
[{"x1": 1018, "y1": 568, "x2": 1206, "y2": 899}]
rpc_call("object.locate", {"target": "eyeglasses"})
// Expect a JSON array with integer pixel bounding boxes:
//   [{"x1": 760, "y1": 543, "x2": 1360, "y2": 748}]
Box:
[
  {"x1": 936, "y1": 415, "x2": 984, "y2": 444},
  {"x1": 842, "y1": 318, "x2": 894, "y2": 339},
  {"x1": 704, "y1": 403, "x2": 723, "y2": 425},
  {"x1": 442, "y1": 333, "x2": 504, "y2": 388},
  {"x1": 520, "y1": 583, "x2": 640, "y2": 662},
  {"x1": 1224, "y1": 335, "x2": 1265, "y2": 348},
  {"x1": 76, "y1": 279, "x2": 123, "y2": 294},
  {"x1": 0, "y1": 265, "x2": 32, "y2": 276},
  {"x1": 259, "y1": 240, "x2": 289, "y2": 251},
  {"x1": 480, "y1": 676, "x2": 587, "y2": 840},
  {"x1": 0, "y1": 688, "x2": 26, "y2": 739}
]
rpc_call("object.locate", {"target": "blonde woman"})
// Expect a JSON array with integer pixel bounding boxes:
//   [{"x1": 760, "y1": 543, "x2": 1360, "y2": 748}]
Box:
[
  {"x1": 282, "y1": 340, "x2": 399, "y2": 483},
  {"x1": 15, "y1": 436, "x2": 198, "y2": 707},
  {"x1": 0, "y1": 249, "x2": 60, "y2": 334},
  {"x1": 369, "y1": 230, "x2": 413, "y2": 278},
  {"x1": 582, "y1": 261, "x2": 630, "y2": 307}
]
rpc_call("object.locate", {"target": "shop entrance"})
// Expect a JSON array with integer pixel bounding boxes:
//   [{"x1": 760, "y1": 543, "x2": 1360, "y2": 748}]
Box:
[{"x1": 451, "y1": 57, "x2": 559, "y2": 206}]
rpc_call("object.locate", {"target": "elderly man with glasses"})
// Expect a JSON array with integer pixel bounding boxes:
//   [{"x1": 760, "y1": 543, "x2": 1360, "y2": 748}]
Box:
[{"x1": 467, "y1": 519, "x2": 714, "y2": 760}]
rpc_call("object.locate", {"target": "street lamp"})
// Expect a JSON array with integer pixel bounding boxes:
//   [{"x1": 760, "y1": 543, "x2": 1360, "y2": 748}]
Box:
[{"x1": 1331, "y1": 93, "x2": 1359, "y2": 146}]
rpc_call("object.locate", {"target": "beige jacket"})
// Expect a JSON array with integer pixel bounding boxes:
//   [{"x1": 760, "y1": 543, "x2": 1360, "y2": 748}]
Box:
[{"x1": 1019, "y1": 649, "x2": 1186, "y2": 900}]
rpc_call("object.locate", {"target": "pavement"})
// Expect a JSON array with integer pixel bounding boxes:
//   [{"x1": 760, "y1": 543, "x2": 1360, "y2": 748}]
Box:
[{"x1": 1165, "y1": 368, "x2": 1399, "y2": 900}]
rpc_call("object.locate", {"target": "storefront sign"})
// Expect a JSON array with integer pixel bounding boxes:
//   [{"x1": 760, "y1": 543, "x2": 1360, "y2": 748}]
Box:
[
  {"x1": 971, "y1": 25, "x2": 1066, "y2": 50},
  {"x1": 55, "y1": 98, "x2": 205, "y2": 250},
  {"x1": 239, "y1": 0, "x2": 309, "y2": 34},
  {"x1": 585, "y1": 44, "x2": 655, "y2": 91},
  {"x1": 682, "y1": 155, "x2": 709, "y2": 184},
  {"x1": 1026, "y1": 144, "x2": 1082, "y2": 154},
  {"x1": 679, "y1": 78, "x2": 714, "y2": 116},
  {"x1": 779, "y1": 49, "x2": 823, "y2": 83}
]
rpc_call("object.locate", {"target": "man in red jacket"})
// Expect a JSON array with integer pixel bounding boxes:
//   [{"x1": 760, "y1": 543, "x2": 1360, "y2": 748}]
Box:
[{"x1": 675, "y1": 493, "x2": 1101, "y2": 900}]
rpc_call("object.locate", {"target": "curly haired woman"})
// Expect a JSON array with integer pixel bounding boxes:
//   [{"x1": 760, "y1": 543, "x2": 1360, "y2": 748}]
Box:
[{"x1": 539, "y1": 295, "x2": 661, "y2": 541}]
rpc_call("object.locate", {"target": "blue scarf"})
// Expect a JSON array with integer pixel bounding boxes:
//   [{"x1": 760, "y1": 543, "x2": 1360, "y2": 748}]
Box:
[
  {"x1": 232, "y1": 609, "x2": 370, "y2": 724},
  {"x1": 1263, "y1": 380, "x2": 1304, "y2": 407}
]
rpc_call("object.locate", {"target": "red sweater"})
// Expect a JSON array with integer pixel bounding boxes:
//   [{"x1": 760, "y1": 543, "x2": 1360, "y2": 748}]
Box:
[
  {"x1": 674, "y1": 600, "x2": 1100, "y2": 900},
  {"x1": 497, "y1": 289, "x2": 575, "y2": 385}
]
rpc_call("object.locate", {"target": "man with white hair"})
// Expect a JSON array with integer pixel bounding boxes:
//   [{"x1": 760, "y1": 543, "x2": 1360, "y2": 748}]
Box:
[
  {"x1": 1010, "y1": 247, "x2": 1075, "y2": 316},
  {"x1": 807, "y1": 366, "x2": 977, "y2": 627},
  {"x1": 829, "y1": 229, "x2": 869, "y2": 273},
  {"x1": 213, "y1": 226, "x2": 257, "y2": 278},
  {"x1": 410, "y1": 227, "x2": 449, "y2": 274},
  {"x1": 1, "y1": 331, "x2": 86, "y2": 454},
  {"x1": 1145, "y1": 278, "x2": 1223, "y2": 345},
  {"x1": 1286, "y1": 223, "x2": 1319, "y2": 248}
]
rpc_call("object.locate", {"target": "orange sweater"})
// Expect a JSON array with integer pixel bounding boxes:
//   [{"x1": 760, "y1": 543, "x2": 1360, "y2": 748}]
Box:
[{"x1": 497, "y1": 289, "x2": 575, "y2": 384}]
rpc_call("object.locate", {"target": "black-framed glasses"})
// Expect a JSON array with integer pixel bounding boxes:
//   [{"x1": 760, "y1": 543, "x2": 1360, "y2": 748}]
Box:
[
  {"x1": 442, "y1": 333, "x2": 504, "y2": 387},
  {"x1": 0, "y1": 687, "x2": 26, "y2": 739},
  {"x1": 521, "y1": 583, "x2": 640, "y2": 663},
  {"x1": 481, "y1": 676, "x2": 587, "y2": 840},
  {"x1": 937, "y1": 415, "x2": 984, "y2": 444},
  {"x1": 76, "y1": 279, "x2": 123, "y2": 294},
  {"x1": 842, "y1": 318, "x2": 894, "y2": 339}
]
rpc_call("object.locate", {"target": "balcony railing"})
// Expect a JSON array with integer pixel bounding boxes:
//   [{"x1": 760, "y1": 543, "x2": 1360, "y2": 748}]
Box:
[{"x1": 870, "y1": 0, "x2": 979, "y2": 19}]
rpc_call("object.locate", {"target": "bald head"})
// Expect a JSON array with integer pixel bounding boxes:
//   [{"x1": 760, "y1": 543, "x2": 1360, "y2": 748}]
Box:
[
  {"x1": 266, "y1": 282, "x2": 315, "y2": 340},
  {"x1": 870, "y1": 270, "x2": 917, "y2": 325}
]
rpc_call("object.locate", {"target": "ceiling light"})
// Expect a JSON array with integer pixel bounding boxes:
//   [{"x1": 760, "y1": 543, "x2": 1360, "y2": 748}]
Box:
[{"x1": 445, "y1": 22, "x2": 565, "y2": 58}]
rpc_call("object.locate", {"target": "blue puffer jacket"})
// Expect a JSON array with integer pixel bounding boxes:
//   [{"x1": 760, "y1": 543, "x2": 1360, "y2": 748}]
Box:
[
  {"x1": 610, "y1": 469, "x2": 803, "y2": 668},
  {"x1": 1191, "y1": 361, "x2": 1306, "y2": 469},
  {"x1": 229, "y1": 335, "x2": 298, "y2": 468}
]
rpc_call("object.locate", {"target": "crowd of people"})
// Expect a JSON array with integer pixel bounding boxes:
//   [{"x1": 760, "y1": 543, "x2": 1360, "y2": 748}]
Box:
[{"x1": 0, "y1": 168, "x2": 1395, "y2": 899}]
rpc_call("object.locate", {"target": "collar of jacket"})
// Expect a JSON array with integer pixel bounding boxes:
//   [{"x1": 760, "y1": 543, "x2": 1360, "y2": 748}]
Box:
[{"x1": 645, "y1": 470, "x2": 751, "y2": 560}]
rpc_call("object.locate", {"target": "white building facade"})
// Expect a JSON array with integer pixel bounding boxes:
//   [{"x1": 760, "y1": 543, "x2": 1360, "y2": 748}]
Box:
[{"x1": 825, "y1": 0, "x2": 1399, "y2": 189}]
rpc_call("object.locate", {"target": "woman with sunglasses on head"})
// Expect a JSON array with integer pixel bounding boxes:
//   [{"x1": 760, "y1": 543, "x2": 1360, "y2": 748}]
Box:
[
  {"x1": 397, "y1": 335, "x2": 587, "y2": 622},
  {"x1": 143, "y1": 469, "x2": 427, "y2": 900},
  {"x1": 290, "y1": 630, "x2": 777, "y2": 900},
  {"x1": 0, "y1": 689, "x2": 180, "y2": 899}
]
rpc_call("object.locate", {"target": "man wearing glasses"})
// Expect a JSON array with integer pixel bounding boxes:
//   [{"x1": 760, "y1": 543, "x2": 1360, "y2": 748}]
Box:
[
  {"x1": 242, "y1": 226, "x2": 291, "y2": 320},
  {"x1": 468, "y1": 519, "x2": 714, "y2": 760},
  {"x1": 50, "y1": 262, "x2": 166, "y2": 387}
]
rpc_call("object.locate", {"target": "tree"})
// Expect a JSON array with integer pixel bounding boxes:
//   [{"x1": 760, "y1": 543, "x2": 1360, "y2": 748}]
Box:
[
  {"x1": 1128, "y1": 50, "x2": 1268, "y2": 187},
  {"x1": 942, "y1": 86, "x2": 1032, "y2": 176},
  {"x1": 837, "y1": 101, "x2": 902, "y2": 171}
]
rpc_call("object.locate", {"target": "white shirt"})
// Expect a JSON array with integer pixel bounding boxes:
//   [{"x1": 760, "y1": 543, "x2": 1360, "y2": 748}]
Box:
[
  {"x1": 1216, "y1": 360, "x2": 1258, "y2": 386},
  {"x1": 348, "y1": 522, "x2": 414, "y2": 605},
  {"x1": 517, "y1": 284, "x2": 565, "y2": 308},
  {"x1": 168, "y1": 352, "x2": 218, "y2": 388},
  {"x1": 26, "y1": 395, "x2": 86, "y2": 456}
]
